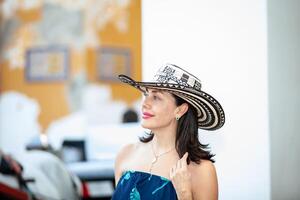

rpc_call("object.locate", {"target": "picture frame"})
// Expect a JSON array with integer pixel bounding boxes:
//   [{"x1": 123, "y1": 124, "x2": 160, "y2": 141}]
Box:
[
  {"x1": 25, "y1": 46, "x2": 69, "y2": 82},
  {"x1": 96, "y1": 46, "x2": 132, "y2": 82}
]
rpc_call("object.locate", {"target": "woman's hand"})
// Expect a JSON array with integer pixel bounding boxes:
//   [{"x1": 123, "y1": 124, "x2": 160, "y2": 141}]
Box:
[{"x1": 170, "y1": 152, "x2": 193, "y2": 200}]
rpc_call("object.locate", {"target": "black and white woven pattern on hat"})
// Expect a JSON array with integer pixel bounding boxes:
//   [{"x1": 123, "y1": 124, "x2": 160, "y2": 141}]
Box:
[{"x1": 153, "y1": 64, "x2": 202, "y2": 90}]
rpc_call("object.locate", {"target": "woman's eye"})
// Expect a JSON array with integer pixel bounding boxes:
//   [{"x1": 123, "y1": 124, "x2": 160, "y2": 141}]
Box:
[
  {"x1": 143, "y1": 92, "x2": 149, "y2": 97},
  {"x1": 153, "y1": 95, "x2": 160, "y2": 100}
]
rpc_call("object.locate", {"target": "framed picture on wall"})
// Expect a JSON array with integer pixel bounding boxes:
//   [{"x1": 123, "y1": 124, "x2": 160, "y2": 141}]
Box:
[
  {"x1": 25, "y1": 46, "x2": 69, "y2": 82},
  {"x1": 96, "y1": 46, "x2": 132, "y2": 82}
]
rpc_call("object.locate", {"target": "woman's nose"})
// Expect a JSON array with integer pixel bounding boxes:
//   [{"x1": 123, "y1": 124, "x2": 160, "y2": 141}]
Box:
[{"x1": 142, "y1": 96, "x2": 151, "y2": 109}]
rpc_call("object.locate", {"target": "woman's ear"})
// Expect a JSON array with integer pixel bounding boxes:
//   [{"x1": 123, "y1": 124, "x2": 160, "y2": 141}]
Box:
[{"x1": 176, "y1": 103, "x2": 189, "y2": 117}]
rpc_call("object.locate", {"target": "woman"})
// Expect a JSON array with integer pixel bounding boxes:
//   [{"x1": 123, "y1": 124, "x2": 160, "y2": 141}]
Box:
[{"x1": 112, "y1": 64, "x2": 225, "y2": 200}]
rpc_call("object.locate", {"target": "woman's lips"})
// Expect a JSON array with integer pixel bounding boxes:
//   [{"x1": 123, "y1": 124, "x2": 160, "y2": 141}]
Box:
[{"x1": 142, "y1": 112, "x2": 154, "y2": 119}]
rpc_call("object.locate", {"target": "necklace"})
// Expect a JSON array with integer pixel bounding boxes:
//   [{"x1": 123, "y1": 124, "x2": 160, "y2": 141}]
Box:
[{"x1": 149, "y1": 140, "x2": 175, "y2": 173}]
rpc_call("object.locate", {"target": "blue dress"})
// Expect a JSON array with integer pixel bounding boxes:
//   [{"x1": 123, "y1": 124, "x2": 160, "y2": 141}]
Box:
[{"x1": 112, "y1": 170, "x2": 178, "y2": 200}]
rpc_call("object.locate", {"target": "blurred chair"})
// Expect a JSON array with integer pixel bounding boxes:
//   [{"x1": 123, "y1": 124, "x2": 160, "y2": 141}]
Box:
[
  {"x1": 61, "y1": 140, "x2": 87, "y2": 163},
  {"x1": 122, "y1": 108, "x2": 138, "y2": 123}
]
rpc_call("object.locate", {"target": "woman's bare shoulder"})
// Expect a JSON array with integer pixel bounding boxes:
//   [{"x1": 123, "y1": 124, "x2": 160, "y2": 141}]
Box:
[
  {"x1": 114, "y1": 142, "x2": 142, "y2": 185},
  {"x1": 190, "y1": 159, "x2": 216, "y2": 173},
  {"x1": 189, "y1": 160, "x2": 218, "y2": 199},
  {"x1": 189, "y1": 159, "x2": 217, "y2": 182},
  {"x1": 116, "y1": 142, "x2": 140, "y2": 161}
]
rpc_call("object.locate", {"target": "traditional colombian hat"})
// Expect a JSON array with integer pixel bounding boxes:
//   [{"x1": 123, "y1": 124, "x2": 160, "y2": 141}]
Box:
[{"x1": 118, "y1": 63, "x2": 225, "y2": 131}]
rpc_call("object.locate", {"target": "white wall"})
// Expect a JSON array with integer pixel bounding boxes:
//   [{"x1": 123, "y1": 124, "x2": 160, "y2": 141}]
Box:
[
  {"x1": 268, "y1": 0, "x2": 300, "y2": 199},
  {"x1": 142, "y1": 1, "x2": 270, "y2": 199}
]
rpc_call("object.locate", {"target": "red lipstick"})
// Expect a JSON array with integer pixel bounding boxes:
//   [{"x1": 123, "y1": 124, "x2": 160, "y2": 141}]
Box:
[{"x1": 142, "y1": 112, "x2": 154, "y2": 119}]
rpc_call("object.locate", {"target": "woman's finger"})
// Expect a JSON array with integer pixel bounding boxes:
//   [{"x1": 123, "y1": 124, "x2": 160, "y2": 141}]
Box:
[
  {"x1": 180, "y1": 152, "x2": 189, "y2": 168},
  {"x1": 170, "y1": 165, "x2": 176, "y2": 179},
  {"x1": 176, "y1": 159, "x2": 181, "y2": 170}
]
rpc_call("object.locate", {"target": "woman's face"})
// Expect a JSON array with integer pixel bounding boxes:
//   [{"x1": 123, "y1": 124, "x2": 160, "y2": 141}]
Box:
[{"x1": 141, "y1": 88, "x2": 178, "y2": 130}]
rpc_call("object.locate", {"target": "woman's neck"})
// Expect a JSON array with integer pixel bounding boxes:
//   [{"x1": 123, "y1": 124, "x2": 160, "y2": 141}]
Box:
[{"x1": 151, "y1": 126, "x2": 176, "y2": 153}]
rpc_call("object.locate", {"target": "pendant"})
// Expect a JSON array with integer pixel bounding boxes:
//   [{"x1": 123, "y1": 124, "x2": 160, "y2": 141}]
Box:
[{"x1": 152, "y1": 157, "x2": 157, "y2": 164}]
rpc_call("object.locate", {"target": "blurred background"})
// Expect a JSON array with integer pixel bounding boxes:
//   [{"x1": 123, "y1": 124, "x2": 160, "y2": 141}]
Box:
[{"x1": 0, "y1": 0, "x2": 299, "y2": 200}]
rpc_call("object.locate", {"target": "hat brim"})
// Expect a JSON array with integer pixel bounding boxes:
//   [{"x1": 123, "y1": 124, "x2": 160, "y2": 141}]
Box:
[{"x1": 118, "y1": 75, "x2": 225, "y2": 131}]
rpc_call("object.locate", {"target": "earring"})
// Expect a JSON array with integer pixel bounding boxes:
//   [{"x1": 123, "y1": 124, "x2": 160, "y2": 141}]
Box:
[{"x1": 175, "y1": 116, "x2": 180, "y2": 121}]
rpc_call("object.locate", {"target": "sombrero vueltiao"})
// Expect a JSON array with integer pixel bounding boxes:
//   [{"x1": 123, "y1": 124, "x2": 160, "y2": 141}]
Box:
[{"x1": 118, "y1": 63, "x2": 225, "y2": 131}]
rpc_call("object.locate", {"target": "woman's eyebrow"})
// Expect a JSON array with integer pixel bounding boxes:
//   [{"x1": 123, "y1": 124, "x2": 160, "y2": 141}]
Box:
[{"x1": 150, "y1": 90, "x2": 164, "y2": 95}]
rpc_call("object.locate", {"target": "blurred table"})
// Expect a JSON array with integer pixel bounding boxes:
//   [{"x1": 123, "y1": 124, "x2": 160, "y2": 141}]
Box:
[{"x1": 67, "y1": 159, "x2": 115, "y2": 200}]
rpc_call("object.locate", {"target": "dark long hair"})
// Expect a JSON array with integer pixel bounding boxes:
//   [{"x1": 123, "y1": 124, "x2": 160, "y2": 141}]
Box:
[{"x1": 139, "y1": 94, "x2": 215, "y2": 164}]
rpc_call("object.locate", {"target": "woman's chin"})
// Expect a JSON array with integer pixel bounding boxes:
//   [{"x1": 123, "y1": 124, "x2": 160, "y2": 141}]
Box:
[
  {"x1": 141, "y1": 123, "x2": 149, "y2": 129},
  {"x1": 141, "y1": 121, "x2": 154, "y2": 129}
]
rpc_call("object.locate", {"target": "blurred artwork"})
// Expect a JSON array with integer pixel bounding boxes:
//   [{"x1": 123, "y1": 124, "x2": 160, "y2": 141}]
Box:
[
  {"x1": 0, "y1": 0, "x2": 132, "y2": 68},
  {"x1": 97, "y1": 47, "x2": 131, "y2": 82},
  {"x1": 25, "y1": 46, "x2": 69, "y2": 81},
  {"x1": 0, "y1": 18, "x2": 20, "y2": 55},
  {"x1": 36, "y1": 3, "x2": 83, "y2": 44}
]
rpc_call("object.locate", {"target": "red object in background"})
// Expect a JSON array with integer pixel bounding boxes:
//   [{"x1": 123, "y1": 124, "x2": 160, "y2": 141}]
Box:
[
  {"x1": 82, "y1": 182, "x2": 90, "y2": 199},
  {"x1": 0, "y1": 182, "x2": 29, "y2": 200}
]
